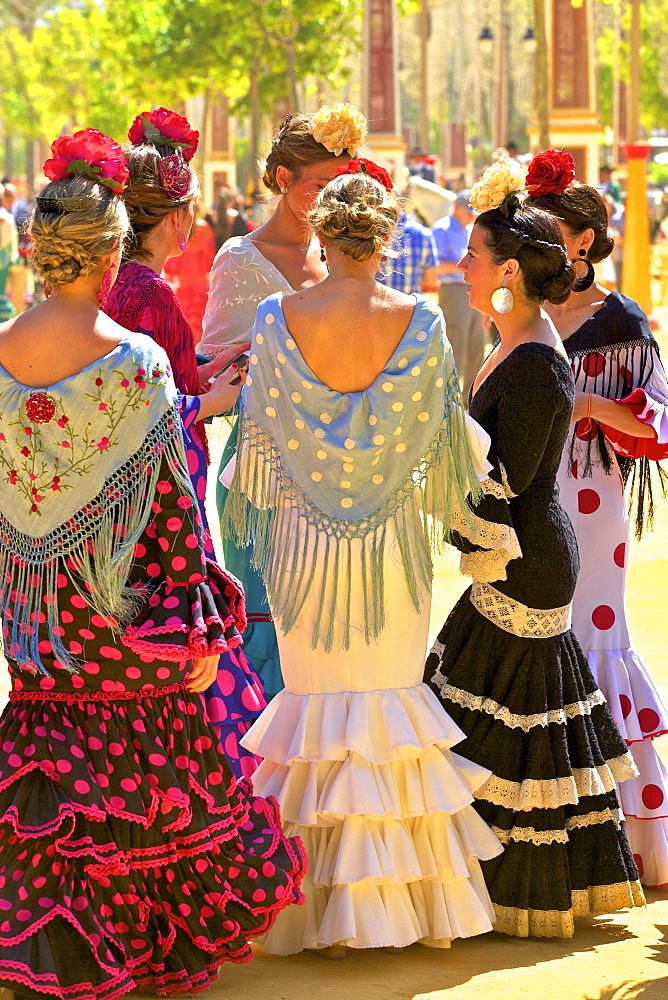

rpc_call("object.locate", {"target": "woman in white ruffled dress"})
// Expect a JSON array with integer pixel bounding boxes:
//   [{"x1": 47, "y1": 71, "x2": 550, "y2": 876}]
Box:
[{"x1": 222, "y1": 163, "x2": 520, "y2": 955}]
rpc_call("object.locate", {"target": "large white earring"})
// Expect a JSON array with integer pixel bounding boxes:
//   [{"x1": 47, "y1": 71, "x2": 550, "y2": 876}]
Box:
[{"x1": 491, "y1": 278, "x2": 514, "y2": 314}]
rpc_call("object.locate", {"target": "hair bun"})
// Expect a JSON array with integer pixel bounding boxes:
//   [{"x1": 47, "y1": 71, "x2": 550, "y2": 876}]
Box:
[{"x1": 309, "y1": 173, "x2": 401, "y2": 262}]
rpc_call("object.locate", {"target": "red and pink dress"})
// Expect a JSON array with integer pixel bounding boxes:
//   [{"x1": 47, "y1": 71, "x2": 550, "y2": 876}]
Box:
[
  {"x1": 0, "y1": 335, "x2": 305, "y2": 998},
  {"x1": 106, "y1": 260, "x2": 266, "y2": 778},
  {"x1": 557, "y1": 291, "x2": 668, "y2": 887}
]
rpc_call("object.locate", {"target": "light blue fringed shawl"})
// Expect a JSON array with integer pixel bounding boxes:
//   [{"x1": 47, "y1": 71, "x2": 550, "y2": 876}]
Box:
[
  {"x1": 0, "y1": 334, "x2": 195, "y2": 674},
  {"x1": 223, "y1": 292, "x2": 480, "y2": 651}
]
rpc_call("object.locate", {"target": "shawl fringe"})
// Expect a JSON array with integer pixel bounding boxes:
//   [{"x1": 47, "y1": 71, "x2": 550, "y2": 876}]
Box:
[
  {"x1": 222, "y1": 405, "x2": 481, "y2": 653},
  {"x1": 0, "y1": 407, "x2": 196, "y2": 675}
]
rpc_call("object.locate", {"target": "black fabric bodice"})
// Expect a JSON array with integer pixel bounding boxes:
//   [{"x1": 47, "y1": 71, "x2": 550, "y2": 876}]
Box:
[{"x1": 470, "y1": 342, "x2": 578, "y2": 609}]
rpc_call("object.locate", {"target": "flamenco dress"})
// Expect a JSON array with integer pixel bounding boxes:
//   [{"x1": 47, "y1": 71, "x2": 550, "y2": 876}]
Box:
[
  {"x1": 0, "y1": 335, "x2": 305, "y2": 998},
  {"x1": 557, "y1": 292, "x2": 668, "y2": 887},
  {"x1": 106, "y1": 260, "x2": 265, "y2": 777},
  {"x1": 199, "y1": 236, "x2": 295, "y2": 699},
  {"x1": 222, "y1": 294, "x2": 522, "y2": 953},
  {"x1": 425, "y1": 342, "x2": 644, "y2": 937}
]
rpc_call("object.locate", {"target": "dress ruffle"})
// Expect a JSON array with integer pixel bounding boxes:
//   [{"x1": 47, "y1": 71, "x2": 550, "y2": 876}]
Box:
[
  {"x1": 0, "y1": 688, "x2": 305, "y2": 998},
  {"x1": 583, "y1": 646, "x2": 668, "y2": 886},
  {"x1": 121, "y1": 561, "x2": 245, "y2": 662},
  {"x1": 242, "y1": 683, "x2": 503, "y2": 953},
  {"x1": 425, "y1": 591, "x2": 644, "y2": 936}
]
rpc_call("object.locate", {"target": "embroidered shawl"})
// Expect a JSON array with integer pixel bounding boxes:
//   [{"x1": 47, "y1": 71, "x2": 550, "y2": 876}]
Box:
[
  {"x1": 223, "y1": 293, "x2": 480, "y2": 651},
  {"x1": 0, "y1": 334, "x2": 195, "y2": 673},
  {"x1": 565, "y1": 290, "x2": 668, "y2": 537}
]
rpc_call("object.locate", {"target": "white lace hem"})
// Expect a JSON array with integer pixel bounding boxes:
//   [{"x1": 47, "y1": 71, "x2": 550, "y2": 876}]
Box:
[
  {"x1": 476, "y1": 754, "x2": 639, "y2": 812},
  {"x1": 431, "y1": 672, "x2": 607, "y2": 732},
  {"x1": 490, "y1": 806, "x2": 624, "y2": 847}
]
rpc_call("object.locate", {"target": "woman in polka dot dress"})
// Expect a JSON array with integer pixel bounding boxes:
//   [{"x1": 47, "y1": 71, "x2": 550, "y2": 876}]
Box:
[
  {"x1": 0, "y1": 133, "x2": 305, "y2": 1000},
  {"x1": 104, "y1": 107, "x2": 266, "y2": 778},
  {"x1": 425, "y1": 186, "x2": 643, "y2": 936},
  {"x1": 527, "y1": 180, "x2": 668, "y2": 887}
]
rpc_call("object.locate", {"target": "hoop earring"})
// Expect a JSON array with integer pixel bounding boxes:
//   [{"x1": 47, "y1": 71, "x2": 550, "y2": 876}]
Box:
[
  {"x1": 96, "y1": 268, "x2": 113, "y2": 308},
  {"x1": 491, "y1": 277, "x2": 514, "y2": 314},
  {"x1": 320, "y1": 244, "x2": 326, "y2": 263},
  {"x1": 176, "y1": 226, "x2": 188, "y2": 252},
  {"x1": 571, "y1": 248, "x2": 595, "y2": 292}
]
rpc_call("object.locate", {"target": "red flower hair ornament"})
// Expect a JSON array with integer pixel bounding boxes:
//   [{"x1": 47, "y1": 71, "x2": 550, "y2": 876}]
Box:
[
  {"x1": 526, "y1": 149, "x2": 576, "y2": 197},
  {"x1": 43, "y1": 129, "x2": 129, "y2": 194},
  {"x1": 128, "y1": 108, "x2": 199, "y2": 161},
  {"x1": 332, "y1": 158, "x2": 394, "y2": 192}
]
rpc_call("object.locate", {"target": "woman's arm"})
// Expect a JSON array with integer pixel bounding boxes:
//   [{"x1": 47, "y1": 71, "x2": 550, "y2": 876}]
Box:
[{"x1": 573, "y1": 391, "x2": 655, "y2": 438}]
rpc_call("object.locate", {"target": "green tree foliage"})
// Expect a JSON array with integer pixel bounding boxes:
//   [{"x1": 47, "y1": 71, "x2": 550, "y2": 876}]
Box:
[{"x1": 1, "y1": 0, "x2": 362, "y2": 147}]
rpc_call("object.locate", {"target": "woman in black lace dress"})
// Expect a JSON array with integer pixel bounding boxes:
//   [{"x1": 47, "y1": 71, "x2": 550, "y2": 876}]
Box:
[{"x1": 424, "y1": 189, "x2": 644, "y2": 937}]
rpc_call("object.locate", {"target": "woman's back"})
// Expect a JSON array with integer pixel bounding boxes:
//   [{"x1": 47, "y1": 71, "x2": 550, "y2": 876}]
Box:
[{"x1": 281, "y1": 279, "x2": 416, "y2": 393}]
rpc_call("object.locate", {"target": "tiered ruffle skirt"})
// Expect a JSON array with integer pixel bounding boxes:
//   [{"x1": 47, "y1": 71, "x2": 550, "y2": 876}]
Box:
[
  {"x1": 242, "y1": 683, "x2": 504, "y2": 953},
  {"x1": 0, "y1": 685, "x2": 305, "y2": 999},
  {"x1": 425, "y1": 590, "x2": 645, "y2": 938}
]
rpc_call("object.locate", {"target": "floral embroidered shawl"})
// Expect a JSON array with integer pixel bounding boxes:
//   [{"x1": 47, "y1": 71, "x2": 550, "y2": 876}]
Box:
[
  {"x1": 0, "y1": 334, "x2": 195, "y2": 673},
  {"x1": 223, "y1": 293, "x2": 480, "y2": 651}
]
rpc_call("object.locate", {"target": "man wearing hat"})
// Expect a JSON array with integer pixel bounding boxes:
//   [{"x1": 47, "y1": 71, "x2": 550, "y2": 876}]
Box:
[
  {"x1": 431, "y1": 191, "x2": 484, "y2": 400},
  {"x1": 408, "y1": 147, "x2": 436, "y2": 184}
]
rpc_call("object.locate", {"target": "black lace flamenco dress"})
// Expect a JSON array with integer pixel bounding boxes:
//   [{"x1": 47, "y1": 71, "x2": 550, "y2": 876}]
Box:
[
  {"x1": 424, "y1": 343, "x2": 644, "y2": 937},
  {"x1": 0, "y1": 336, "x2": 305, "y2": 999}
]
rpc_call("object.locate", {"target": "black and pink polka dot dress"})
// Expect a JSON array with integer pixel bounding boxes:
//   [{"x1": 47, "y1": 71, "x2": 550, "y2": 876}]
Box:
[
  {"x1": 0, "y1": 452, "x2": 306, "y2": 998},
  {"x1": 105, "y1": 261, "x2": 268, "y2": 778}
]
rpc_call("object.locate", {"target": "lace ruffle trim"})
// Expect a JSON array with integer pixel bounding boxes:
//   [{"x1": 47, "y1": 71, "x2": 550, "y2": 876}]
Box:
[
  {"x1": 430, "y1": 671, "x2": 607, "y2": 732},
  {"x1": 492, "y1": 881, "x2": 645, "y2": 938},
  {"x1": 470, "y1": 580, "x2": 572, "y2": 638},
  {"x1": 475, "y1": 754, "x2": 639, "y2": 812},
  {"x1": 490, "y1": 806, "x2": 624, "y2": 846}
]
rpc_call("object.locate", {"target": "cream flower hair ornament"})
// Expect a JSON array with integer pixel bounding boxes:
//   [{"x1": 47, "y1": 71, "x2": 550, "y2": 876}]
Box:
[
  {"x1": 469, "y1": 156, "x2": 527, "y2": 215},
  {"x1": 308, "y1": 103, "x2": 368, "y2": 157}
]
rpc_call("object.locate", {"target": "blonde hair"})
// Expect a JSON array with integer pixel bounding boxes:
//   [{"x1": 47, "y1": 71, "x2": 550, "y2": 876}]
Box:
[
  {"x1": 30, "y1": 176, "x2": 129, "y2": 285},
  {"x1": 309, "y1": 172, "x2": 401, "y2": 262},
  {"x1": 262, "y1": 115, "x2": 346, "y2": 196},
  {"x1": 122, "y1": 144, "x2": 198, "y2": 260}
]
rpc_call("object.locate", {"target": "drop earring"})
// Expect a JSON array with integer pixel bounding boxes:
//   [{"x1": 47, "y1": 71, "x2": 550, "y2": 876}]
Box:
[
  {"x1": 96, "y1": 267, "x2": 113, "y2": 308},
  {"x1": 491, "y1": 277, "x2": 514, "y2": 314},
  {"x1": 176, "y1": 225, "x2": 188, "y2": 252},
  {"x1": 320, "y1": 244, "x2": 327, "y2": 263},
  {"x1": 571, "y1": 248, "x2": 595, "y2": 292}
]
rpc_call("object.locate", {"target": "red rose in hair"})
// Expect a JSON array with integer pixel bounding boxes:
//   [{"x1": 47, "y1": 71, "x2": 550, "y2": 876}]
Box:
[
  {"x1": 526, "y1": 149, "x2": 576, "y2": 197},
  {"x1": 43, "y1": 129, "x2": 129, "y2": 194},
  {"x1": 332, "y1": 158, "x2": 394, "y2": 192},
  {"x1": 128, "y1": 108, "x2": 199, "y2": 161}
]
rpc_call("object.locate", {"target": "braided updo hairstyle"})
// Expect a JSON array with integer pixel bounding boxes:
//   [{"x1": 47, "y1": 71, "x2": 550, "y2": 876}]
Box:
[
  {"x1": 121, "y1": 143, "x2": 198, "y2": 261},
  {"x1": 309, "y1": 173, "x2": 401, "y2": 262},
  {"x1": 475, "y1": 205, "x2": 577, "y2": 304},
  {"x1": 30, "y1": 176, "x2": 129, "y2": 286},
  {"x1": 524, "y1": 182, "x2": 615, "y2": 263}
]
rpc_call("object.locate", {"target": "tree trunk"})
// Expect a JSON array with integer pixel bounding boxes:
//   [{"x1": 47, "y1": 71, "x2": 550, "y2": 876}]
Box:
[
  {"x1": 285, "y1": 42, "x2": 299, "y2": 110},
  {"x1": 533, "y1": 0, "x2": 550, "y2": 150},
  {"x1": 249, "y1": 63, "x2": 262, "y2": 200}
]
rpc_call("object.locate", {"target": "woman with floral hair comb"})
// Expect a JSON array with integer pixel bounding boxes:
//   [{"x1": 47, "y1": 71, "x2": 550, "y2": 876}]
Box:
[
  {"x1": 425, "y1": 157, "x2": 644, "y2": 937},
  {"x1": 199, "y1": 103, "x2": 367, "y2": 700},
  {"x1": 105, "y1": 107, "x2": 267, "y2": 779},
  {"x1": 526, "y1": 150, "x2": 668, "y2": 889},
  {"x1": 0, "y1": 128, "x2": 305, "y2": 1000}
]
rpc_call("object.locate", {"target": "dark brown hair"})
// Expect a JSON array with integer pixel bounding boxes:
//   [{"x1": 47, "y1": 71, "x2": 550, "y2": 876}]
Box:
[
  {"x1": 525, "y1": 183, "x2": 614, "y2": 263},
  {"x1": 475, "y1": 205, "x2": 577, "y2": 305},
  {"x1": 262, "y1": 116, "x2": 348, "y2": 196},
  {"x1": 121, "y1": 144, "x2": 197, "y2": 261}
]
